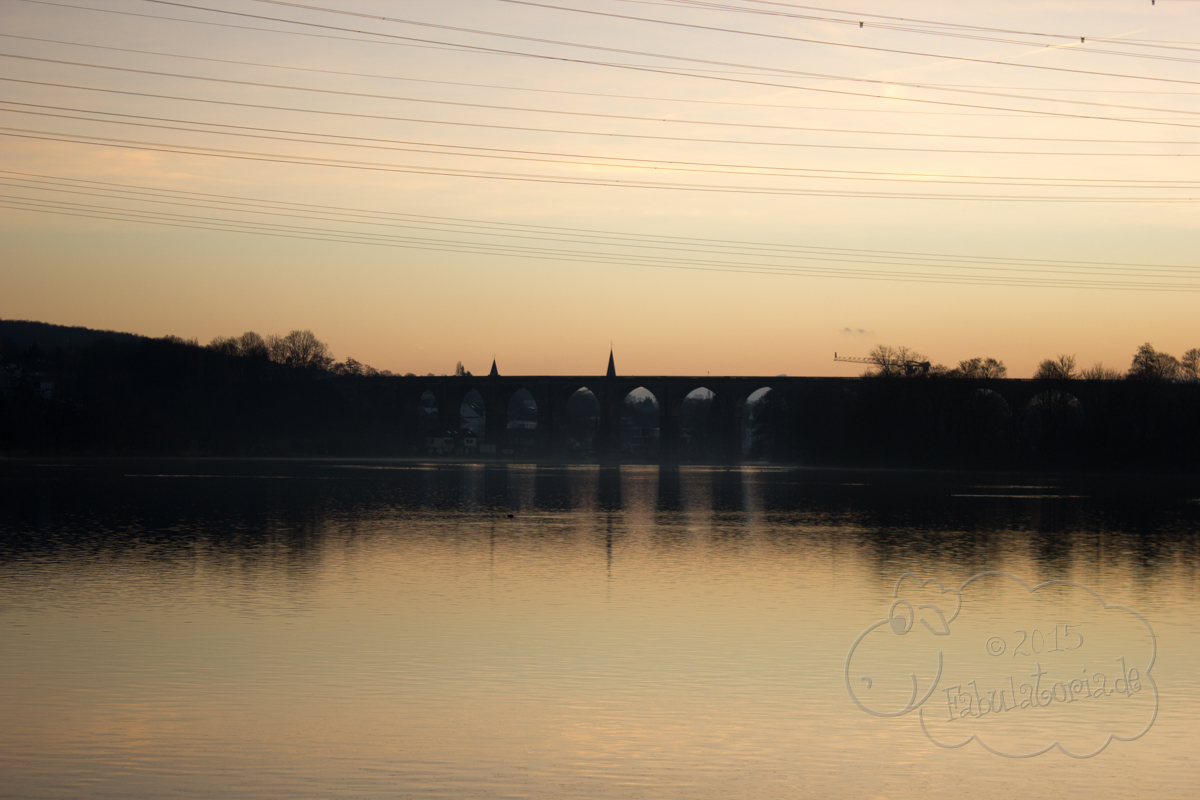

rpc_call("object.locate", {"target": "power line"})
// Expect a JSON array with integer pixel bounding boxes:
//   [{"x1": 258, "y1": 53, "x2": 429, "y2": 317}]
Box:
[
  {"x1": 642, "y1": 1, "x2": 1083, "y2": 39},
  {"x1": 32, "y1": 0, "x2": 1200, "y2": 128},
  {"x1": 9, "y1": 76, "x2": 1197, "y2": 151},
  {"x1": 6, "y1": 50, "x2": 1200, "y2": 135},
  {"x1": 2, "y1": 32, "x2": 1200, "y2": 100},
  {"x1": 6, "y1": 173, "x2": 1200, "y2": 275},
  {"x1": 15, "y1": 176, "x2": 1200, "y2": 279},
  {"x1": 24, "y1": 0, "x2": 1200, "y2": 87},
  {"x1": 5, "y1": 169, "x2": 1197, "y2": 270},
  {"x1": 656, "y1": 0, "x2": 1200, "y2": 48},
  {"x1": 234, "y1": 0, "x2": 1200, "y2": 84},
  {"x1": 492, "y1": 0, "x2": 1200, "y2": 65},
  {"x1": 5, "y1": 103, "x2": 1199, "y2": 187},
  {"x1": 7, "y1": 33, "x2": 1200, "y2": 120},
  {"x1": 14, "y1": 0, "x2": 492, "y2": 53},
  {"x1": 4, "y1": 192, "x2": 1197, "y2": 290},
  {"x1": 635, "y1": 0, "x2": 1200, "y2": 56},
  {"x1": 17, "y1": 0, "x2": 1200, "y2": 124},
  {"x1": 3, "y1": 127, "x2": 1196, "y2": 201},
  {"x1": 3, "y1": 1, "x2": 1195, "y2": 295},
  {"x1": 7, "y1": 170, "x2": 1200, "y2": 292}
]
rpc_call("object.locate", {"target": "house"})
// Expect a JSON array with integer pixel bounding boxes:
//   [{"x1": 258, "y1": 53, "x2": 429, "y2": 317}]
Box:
[
  {"x1": 426, "y1": 434, "x2": 455, "y2": 454},
  {"x1": 425, "y1": 430, "x2": 484, "y2": 455}
]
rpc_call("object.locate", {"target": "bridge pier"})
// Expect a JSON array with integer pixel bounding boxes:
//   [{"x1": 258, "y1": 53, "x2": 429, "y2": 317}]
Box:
[
  {"x1": 533, "y1": 387, "x2": 556, "y2": 455},
  {"x1": 596, "y1": 385, "x2": 621, "y2": 462},
  {"x1": 711, "y1": 394, "x2": 742, "y2": 463},
  {"x1": 660, "y1": 410, "x2": 681, "y2": 462},
  {"x1": 484, "y1": 391, "x2": 508, "y2": 448},
  {"x1": 399, "y1": 392, "x2": 421, "y2": 452},
  {"x1": 435, "y1": 384, "x2": 459, "y2": 435}
]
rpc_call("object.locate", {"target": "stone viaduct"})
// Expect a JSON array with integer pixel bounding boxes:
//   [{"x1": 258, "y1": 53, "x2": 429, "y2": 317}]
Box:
[{"x1": 373, "y1": 360, "x2": 1191, "y2": 464}]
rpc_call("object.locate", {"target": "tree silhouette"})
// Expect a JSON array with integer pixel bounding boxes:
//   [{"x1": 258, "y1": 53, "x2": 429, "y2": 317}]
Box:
[
  {"x1": 266, "y1": 330, "x2": 334, "y2": 371},
  {"x1": 863, "y1": 345, "x2": 928, "y2": 377},
  {"x1": 1080, "y1": 362, "x2": 1122, "y2": 380},
  {"x1": 206, "y1": 335, "x2": 240, "y2": 357},
  {"x1": 208, "y1": 329, "x2": 386, "y2": 375},
  {"x1": 1033, "y1": 354, "x2": 1077, "y2": 380},
  {"x1": 1182, "y1": 348, "x2": 1200, "y2": 382},
  {"x1": 333, "y1": 357, "x2": 365, "y2": 377},
  {"x1": 951, "y1": 357, "x2": 1007, "y2": 379},
  {"x1": 1127, "y1": 343, "x2": 1180, "y2": 381},
  {"x1": 237, "y1": 331, "x2": 269, "y2": 360}
]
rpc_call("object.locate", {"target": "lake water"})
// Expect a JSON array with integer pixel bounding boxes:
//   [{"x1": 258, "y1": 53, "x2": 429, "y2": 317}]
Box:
[{"x1": 1, "y1": 460, "x2": 1198, "y2": 799}]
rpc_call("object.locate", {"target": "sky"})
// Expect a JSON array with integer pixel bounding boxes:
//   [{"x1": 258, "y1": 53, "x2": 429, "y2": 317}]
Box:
[{"x1": 1, "y1": 0, "x2": 1198, "y2": 377}]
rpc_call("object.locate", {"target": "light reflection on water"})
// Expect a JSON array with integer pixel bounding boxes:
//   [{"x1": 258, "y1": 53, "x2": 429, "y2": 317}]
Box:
[{"x1": 1, "y1": 460, "x2": 1198, "y2": 799}]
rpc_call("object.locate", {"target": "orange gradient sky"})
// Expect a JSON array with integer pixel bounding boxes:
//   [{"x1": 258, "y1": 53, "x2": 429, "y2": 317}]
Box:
[{"x1": 1, "y1": 0, "x2": 1198, "y2": 377}]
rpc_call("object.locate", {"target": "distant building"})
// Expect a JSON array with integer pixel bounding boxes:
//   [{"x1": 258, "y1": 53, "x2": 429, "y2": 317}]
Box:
[
  {"x1": 426, "y1": 435, "x2": 455, "y2": 455},
  {"x1": 425, "y1": 430, "x2": 482, "y2": 455},
  {"x1": 460, "y1": 404, "x2": 484, "y2": 434},
  {"x1": 0, "y1": 363, "x2": 55, "y2": 399}
]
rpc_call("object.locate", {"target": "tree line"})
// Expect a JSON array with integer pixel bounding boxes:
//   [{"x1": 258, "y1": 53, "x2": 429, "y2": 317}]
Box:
[
  {"x1": 1, "y1": 321, "x2": 411, "y2": 455},
  {"x1": 204, "y1": 329, "x2": 390, "y2": 377},
  {"x1": 861, "y1": 343, "x2": 1200, "y2": 382},
  {"x1": 1032, "y1": 344, "x2": 1200, "y2": 382}
]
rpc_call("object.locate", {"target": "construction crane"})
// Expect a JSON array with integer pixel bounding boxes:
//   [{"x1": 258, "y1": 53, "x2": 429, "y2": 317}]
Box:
[{"x1": 834, "y1": 352, "x2": 931, "y2": 378}]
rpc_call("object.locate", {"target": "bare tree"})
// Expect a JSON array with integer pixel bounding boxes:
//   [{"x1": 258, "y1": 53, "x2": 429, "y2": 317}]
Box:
[
  {"x1": 1033, "y1": 354, "x2": 1077, "y2": 380},
  {"x1": 207, "y1": 331, "x2": 271, "y2": 360},
  {"x1": 952, "y1": 357, "x2": 1007, "y2": 379},
  {"x1": 206, "y1": 335, "x2": 240, "y2": 357},
  {"x1": 1182, "y1": 348, "x2": 1200, "y2": 382},
  {"x1": 267, "y1": 330, "x2": 334, "y2": 371},
  {"x1": 1127, "y1": 343, "x2": 1180, "y2": 381},
  {"x1": 236, "y1": 331, "x2": 269, "y2": 360},
  {"x1": 454, "y1": 361, "x2": 471, "y2": 377},
  {"x1": 1080, "y1": 362, "x2": 1123, "y2": 380},
  {"x1": 864, "y1": 344, "x2": 928, "y2": 377},
  {"x1": 333, "y1": 357, "x2": 364, "y2": 377},
  {"x1": 330, "y1": 356, "x2": 383, "y2": 377}
]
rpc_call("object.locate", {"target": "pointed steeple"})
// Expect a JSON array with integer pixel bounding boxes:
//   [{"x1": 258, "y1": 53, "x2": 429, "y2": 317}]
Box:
[
  {"x1": 488, "y1": 356, "x2": 499, "y2": 377},
  {"x1": 606, "y1": 347, "x2": 616, "y2": 378}
]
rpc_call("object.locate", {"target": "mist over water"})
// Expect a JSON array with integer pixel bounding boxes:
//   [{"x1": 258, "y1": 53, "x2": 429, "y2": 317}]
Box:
[{"x1": 1, "y1": 460, "x2": 1198, "y2": 798}]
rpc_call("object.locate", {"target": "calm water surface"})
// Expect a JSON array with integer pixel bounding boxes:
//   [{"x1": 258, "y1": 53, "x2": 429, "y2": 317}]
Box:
[{"x1": 1, "y1": 460, "x2": 1198, "y2": 798}]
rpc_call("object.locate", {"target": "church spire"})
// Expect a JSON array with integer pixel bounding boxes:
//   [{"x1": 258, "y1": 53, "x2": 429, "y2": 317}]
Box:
[
  {"x1": 488, "y1": 356, "x2": 499, "y2": 377},
  {"x1": 606, "y1": 347, "x2": 616, "y2": 378}
]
